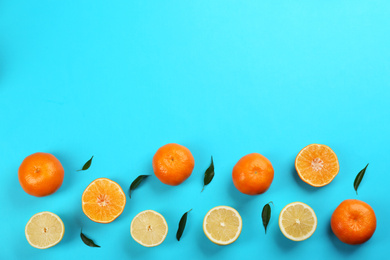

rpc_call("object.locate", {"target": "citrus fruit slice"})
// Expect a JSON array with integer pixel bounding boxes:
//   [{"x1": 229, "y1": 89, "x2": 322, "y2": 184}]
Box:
[
  {"x1": 295, "y1": 144, "x2": 339, "y2": 187},
  {"x1": 279, "y1": 202, "x2": 317, "y2": 241},
  {"x1": 25, "y1": 211, "x2": 65, "y2": 249},
  {"x1": 130, "y1": 210, "x2": 168, "y2": 247},
  {"x1": 203, "y1": 206, "x2": 242, "y2": 245},
  {"x1": 82, "y1": 178, "x2": 126, "y2": 223}
]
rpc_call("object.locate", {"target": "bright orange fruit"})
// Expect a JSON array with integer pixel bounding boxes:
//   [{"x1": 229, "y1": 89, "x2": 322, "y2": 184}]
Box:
[
  {"x1": 82, "y1": 178, "x2": 126, "y2": 223},
  {"x1": 18, "y1": 152, "x2": 64, "y2": 197},
  {"x1": 152, "y1": 143, "x2": 195, "y2": 186},
  {"x1": 331, "y1": 199, "x2": 376, "y2": 245},
  {"x1": 232, "y1": 153, "x2": 274, "y2": 195},
  {"x1": 295, "y1": 144, "x2": 339, "y2": 187}
]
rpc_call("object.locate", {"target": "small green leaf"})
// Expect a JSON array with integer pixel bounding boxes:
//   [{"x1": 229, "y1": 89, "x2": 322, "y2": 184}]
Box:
[
  {"x1": 78, "y1": 156, "x2": 94, "y2": 171},
  {"x1": 176, "y1": 209, "x2": 192, "y2": 241},
  {"x1": 201, "y1": 156, "x2": 214, "y2": 192},
  {"x1": 129, "y1": 175, "x2": 150, "y2": 198},
  {"x1": 354, "y1": 163, "x2": 369, "y2": 195},
  {"x1": 262, "y1": 201, "x2": 273, "y2": 234},
  {"x1": 80, "y1": 229, "x2": 100, "y2": 248}
]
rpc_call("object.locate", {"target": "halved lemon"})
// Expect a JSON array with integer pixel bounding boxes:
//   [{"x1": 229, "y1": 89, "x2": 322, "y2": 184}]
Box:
[
  {"x1": 25, "y1": 212, "x2": 65, "y2": 249},
  {"x1": 203, "y1": 206, "x2": 242, "y2": 245},
  {"x1": 279, "y1": 202, "x2": 317, "y2": 241},
  {"x1": 130, "y1": 210, "x2": 168, "y2": 247}
]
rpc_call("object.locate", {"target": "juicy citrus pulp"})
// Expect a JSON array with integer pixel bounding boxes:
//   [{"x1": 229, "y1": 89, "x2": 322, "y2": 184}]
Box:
[
  {"x1": 279, "y1": 202, "x2": 317, "y2": 241},
  {"x1": 295, "y1": 144, "x2": 339, "y2": 187},
  {"x1": 130, "y1": 210, "x2": 168, "y2": 247},
  {"x1": 82, "y1": 178, "x2": 126, "y2": 223},
  {"x1": 25, "y1": 212, "x2": 65, "y2": 249},
  {"x1": 203, "y1": 206, "x2": 242, "y2": 245}
]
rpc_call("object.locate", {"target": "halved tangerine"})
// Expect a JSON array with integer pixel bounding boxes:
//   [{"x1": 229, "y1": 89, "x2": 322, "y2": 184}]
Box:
[
  {"x1": 295, "y1": 144, "x2": 339, "y2": 187},
  {"x1": 82, "y1": 178, "x2": 126, "y2": 223}
]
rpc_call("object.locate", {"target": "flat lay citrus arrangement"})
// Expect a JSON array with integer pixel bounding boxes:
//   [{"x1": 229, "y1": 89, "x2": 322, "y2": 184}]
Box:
[{"x1": 18, "y1": 143, "x2": 376, "y2": 249}]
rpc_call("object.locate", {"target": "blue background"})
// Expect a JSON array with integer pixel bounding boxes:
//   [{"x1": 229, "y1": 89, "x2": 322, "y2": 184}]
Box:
[{"x1": 1, "y1": 1, "x2": 389, "y2": 259}]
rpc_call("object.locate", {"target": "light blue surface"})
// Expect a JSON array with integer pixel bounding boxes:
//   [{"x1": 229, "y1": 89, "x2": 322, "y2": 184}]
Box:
[{"x1": 1, "y1": 1, "x2": 389, "y2": 259}]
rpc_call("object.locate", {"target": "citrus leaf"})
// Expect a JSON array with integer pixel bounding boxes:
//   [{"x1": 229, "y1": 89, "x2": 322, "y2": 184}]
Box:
[
  {"x1": 354, "y1": 163, "x2": 369, "y2": 195},
  {"x1": 129, "y1": 175, "x2": 150, "y2": 198},
  {"x1": 262, "y1": 201, "x2": 273, "y2": 234},
  {"x1": 201, "y1": 156, "x2": 214, "y2": 192},
  {"x1": 77, "y1": 156, "x2": 94, "y2": 171},
  {"x1": 80, "y1": 229, "x2": 100, "y2": 248},
  {"x1": 176, "y1": 209, "x2": 192, "y2": 241}
]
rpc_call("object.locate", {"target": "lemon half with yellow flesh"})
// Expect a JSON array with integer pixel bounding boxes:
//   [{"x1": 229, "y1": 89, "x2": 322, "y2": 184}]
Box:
[
  {"x1": 279, "y1": 202, "x2": 317, "y2": 241},
  {"x1": 25, "y1": 212, "x2": 65, "y2": 249},
  {"x1": 130, "y1": 210, "x2": 168, "y2": 247},
  {"x1": 203, "y1": 206, "x2": 242, "y2": 245}
]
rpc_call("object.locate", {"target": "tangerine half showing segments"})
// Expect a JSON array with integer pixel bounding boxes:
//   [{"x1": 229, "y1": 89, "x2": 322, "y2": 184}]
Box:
[
  {"x1": 152, "y1": 143, "x2": 195, "y2": 186},
  {"x1": 232, "y1": 153, "x2": 274, "y2": 195},
  {"x1": 82, "y1": 178, "x2": 126, "y2": 223},
  {"x1": 18, "y1": 152, "x2": 64, "y2": 197},
  {"x1": 295, "y1": 144, "x2": 339, "y2": 187},
  {"x1": 331, "y1": 199, "x2": 376, "y2": 245}
]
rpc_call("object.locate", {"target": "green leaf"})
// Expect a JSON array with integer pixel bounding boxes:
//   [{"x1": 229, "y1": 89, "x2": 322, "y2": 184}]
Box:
[
  {"x1": 201, "y1": 156, "x2": 214, "y2": 192},
  {"x1": 354, "y1": 163, "x2": 369, "y2": 195},
  {"x1": 262, "y1": 201, "x2": 273, "y2": 234},
  {"x1": 77, "y1": 156, "x2": 94, "y2": 171},
  {"x1": 80, "y1": 229, "x2": 100, "y2": 248},
  {"x1": 176, "y1": 209, "x2": 192, "y2": 241},
  {"x1": 129, "y1": 175, "x2": 150, "y2": 198}
]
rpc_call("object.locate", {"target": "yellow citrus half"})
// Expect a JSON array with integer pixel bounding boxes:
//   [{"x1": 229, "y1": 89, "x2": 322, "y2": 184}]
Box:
[
  {"x1": 130, "y1": 210, "x2": 168, "y2": 247},
  {"x1": 279, "y1": 202, "x2": 317, "y2": 241},
  {"x1": 203, "y1": 206, "x2": 242, "y2": 245},
  {"x1": 25, "y1": 211, "x2": 65, "y2": 249}
]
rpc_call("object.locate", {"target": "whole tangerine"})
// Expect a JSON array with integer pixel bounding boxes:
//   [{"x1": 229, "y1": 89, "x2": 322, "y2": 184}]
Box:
[
  {"x1": 18, "y1": 152, "x2": 64, "y2": 197},
  {"x1": 331, "y1": 199, "x2": 376, "y2": 245},
  {"x1": 152, "y1": 143, "x2": 195, "y2": 186},
  {"x1": 232, "y1": 153, "x2": 274, "y2": 195}
]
